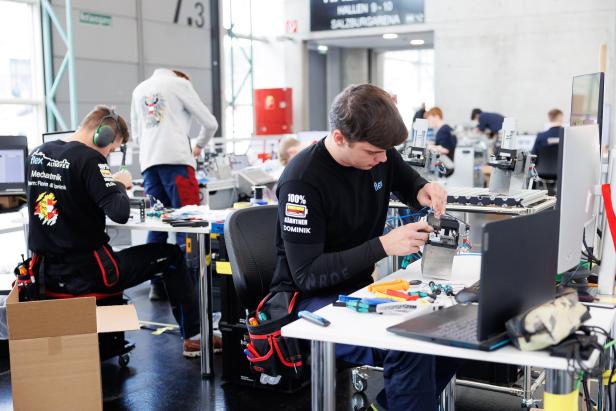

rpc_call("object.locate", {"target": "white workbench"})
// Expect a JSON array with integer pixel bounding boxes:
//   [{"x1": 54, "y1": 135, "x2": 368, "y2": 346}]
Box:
[
  {"x1": 282, "y1": 255, "x2": 616, "y2": 410},
  {"x1": 107, "y1": 211, "x2": 230, "y2": 378},
  {"x1": 0, "y1": 212, "x2": 25, "y2": 235}
]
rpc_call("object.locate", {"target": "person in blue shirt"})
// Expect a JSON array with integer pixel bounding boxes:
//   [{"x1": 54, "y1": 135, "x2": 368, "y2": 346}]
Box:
[
  {"x1": 531, "y1": 109, "x2": 564, "y2": 154},
  {"x1": 471, "y1": 108, "x2": 505, "y2": 138},
  {"x1": 426, "y1": 106, "x2": 457, "y2": 161}
]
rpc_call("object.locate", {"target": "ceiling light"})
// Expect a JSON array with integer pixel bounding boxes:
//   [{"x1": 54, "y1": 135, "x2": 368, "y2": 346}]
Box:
[
  {"x1": 409, "y1": 39, "x2": 425, "y2": 46},
  {"x1": 317, "y1": 45, "x2": 328, "y2": 53},
  {"x1": 382, "y1": 33, "x2": 398, "y2": 40}
]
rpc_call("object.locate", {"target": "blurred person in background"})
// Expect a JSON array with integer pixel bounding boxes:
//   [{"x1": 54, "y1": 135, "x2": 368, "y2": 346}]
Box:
[
  {"x1": 278, "y1": 136, "x2": 302, "y2": 166},
  {"x1": 471, "y1": 108, "x2": 504, "y2": 138},
  {"x1": 426, "y1": 106, "x2": 457, "y2": 161},
  {"x1": 131, "y1": 68, "x2": 218, "y2": 300},
  {"x1": 531, "y1": 108, "x2": 564, "y2": 154}
]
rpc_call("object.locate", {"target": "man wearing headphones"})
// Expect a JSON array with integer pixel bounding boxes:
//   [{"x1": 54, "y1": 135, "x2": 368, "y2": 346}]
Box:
[{"x1": 27, "y1": 105, "x2": 202, "y2": 357}]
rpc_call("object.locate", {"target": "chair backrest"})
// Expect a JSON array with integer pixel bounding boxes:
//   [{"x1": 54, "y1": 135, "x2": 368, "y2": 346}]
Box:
[
  {"x1": 224, "y1": 205, "x2": 278, "y2": 310},
  {"x1": 535, "y1": 144, "x2": 560, "y2": 180}
]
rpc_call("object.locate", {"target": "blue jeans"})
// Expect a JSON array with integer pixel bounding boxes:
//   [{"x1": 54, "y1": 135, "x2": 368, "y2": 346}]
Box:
[
  {"x1": 297, "y1": 291, "x2": 463, "y2": 411},
  {"x1": 143, "y1": 164, "x2": 201, "y2": 248},
  {"x1": 144, "y1": 165, "x2": 201, "y2": 287}
]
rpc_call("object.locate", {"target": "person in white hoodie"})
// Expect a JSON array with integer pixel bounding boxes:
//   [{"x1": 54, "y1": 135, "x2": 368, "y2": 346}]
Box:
[{"x1": 131, "y1": 68, "x2": 218, "y2": 300}]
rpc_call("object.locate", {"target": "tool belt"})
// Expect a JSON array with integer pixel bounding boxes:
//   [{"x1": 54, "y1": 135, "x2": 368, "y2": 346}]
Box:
[
  {"x1": 41, "y1": 244, "x2": 120, "y2": 292},
  {"x1": 505, "y1": 288, "x2": 590, "y2": 351},
  {"x1": 13, "y1": 254, "x2": 41, "y2": 301},
  {"x1": 245, "y1": 291, "x2": 305, "y2": 384}
]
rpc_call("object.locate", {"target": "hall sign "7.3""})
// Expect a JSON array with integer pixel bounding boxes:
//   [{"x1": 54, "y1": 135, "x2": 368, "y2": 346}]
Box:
[{"x1": 173, "y1": 0, "x2": 206, "y2": 28}]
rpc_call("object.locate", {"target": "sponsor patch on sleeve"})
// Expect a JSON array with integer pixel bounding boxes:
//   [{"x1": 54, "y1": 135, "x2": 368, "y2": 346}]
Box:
[
  {"x1": 282, "y1": 193, "x2": 313, "y2": 235},
  {"x1": 285, "y1": 203, "x2": 307, "y2": 218},
  {"x1": 99, "y1": 163, "x2": 116, "y2": 187}
]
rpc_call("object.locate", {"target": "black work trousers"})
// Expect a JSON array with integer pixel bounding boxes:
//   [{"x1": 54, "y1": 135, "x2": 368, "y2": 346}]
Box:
[{"x1": 43, "y1": 243, "x2": 200, "y2": 339}]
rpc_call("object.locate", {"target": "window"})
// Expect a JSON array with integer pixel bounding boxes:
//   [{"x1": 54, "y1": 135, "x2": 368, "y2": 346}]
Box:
[
  {"x1": 0, "y1": 0, "x2": 45, "y2": 147},
  {"x1": 222, "y1": 0, "x2": 254, "y2": 153},
  {"x1": 382, "y1": 49, "x2": 435, "y2": 128}
]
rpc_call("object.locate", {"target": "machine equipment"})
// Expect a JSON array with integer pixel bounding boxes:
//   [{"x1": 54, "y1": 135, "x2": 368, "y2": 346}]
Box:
[{"x1": 488, "y1": 118, "x2": 536, "y2": 195}]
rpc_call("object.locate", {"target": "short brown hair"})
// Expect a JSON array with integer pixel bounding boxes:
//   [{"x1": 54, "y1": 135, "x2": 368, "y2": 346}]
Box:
[
  {"x1": 278, "y1": 136, "x2": 301, "y2": 165},
  {"x1": 173, "y1": 70, "x2": 191, "y2": 81},
  {"x1": 329, "y1": 84, "x2": 407, "y2": 149},
  {"x1": 81, "y1": 105, "x2": 129, "y2": 144},
  {"x1": 426, "y1": 107, "x2": 443, "y2": 119},
  {"x1": 548, "y1": 108, "x2": 563, "y2": 122}
]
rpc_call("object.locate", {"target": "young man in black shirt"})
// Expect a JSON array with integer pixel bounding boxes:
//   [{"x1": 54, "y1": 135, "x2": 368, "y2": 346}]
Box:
[
  {"x1": 269, "y1": 85, "x2": 459, "y2": 410},
  {"x1": 27, "y1": 105, "x2": 201, "y2": 357}
]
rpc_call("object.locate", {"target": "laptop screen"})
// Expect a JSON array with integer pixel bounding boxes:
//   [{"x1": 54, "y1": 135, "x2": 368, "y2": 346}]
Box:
[{"x1": 477, "y1": 210, "x2": 558, "y2": 340}]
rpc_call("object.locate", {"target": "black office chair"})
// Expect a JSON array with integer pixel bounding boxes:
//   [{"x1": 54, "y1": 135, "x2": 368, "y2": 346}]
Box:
[
  {"x1": 224, "y1": 205, "x2": 278, "y2": 311},
  {"x1": 534, "y1": 144, "x2": 560, "y2": 195},
  {"x1": 224, "y1": 206, "x2": 309, "y2": 392},
  {"x1": 224, "y1": 207, "x2": 459, "y2": 408}
]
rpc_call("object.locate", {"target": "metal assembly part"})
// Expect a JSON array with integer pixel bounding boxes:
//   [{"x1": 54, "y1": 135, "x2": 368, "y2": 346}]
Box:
[{"x1": 421, "y1": 214, "x2": 460, "y2": 280}]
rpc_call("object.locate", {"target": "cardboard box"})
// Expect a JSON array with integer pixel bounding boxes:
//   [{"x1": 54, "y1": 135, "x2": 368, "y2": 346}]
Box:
[{"x1": 6, "y1": 286, "x2": 139, "y2": 411}]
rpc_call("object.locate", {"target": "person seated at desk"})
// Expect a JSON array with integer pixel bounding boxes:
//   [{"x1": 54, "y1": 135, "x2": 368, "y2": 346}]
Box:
[
  {"x1": 27, "y1": 105, "x2": 201, "y2": 358},
  {"x1": 471, "y1": 108, "x2": 505, "y2": 138},
  {"x1": 531, "y1": 108, "x2": 564, "y2": 154},
  {"x1": 278, "y1": 135, "x2": 302, "y2": 166},
  {"x1": 269, "y1": 84, "x2": 460, "y2": 411},
  {"x1": 426, "y1": 106, "x2": 457, "y2": 161}
]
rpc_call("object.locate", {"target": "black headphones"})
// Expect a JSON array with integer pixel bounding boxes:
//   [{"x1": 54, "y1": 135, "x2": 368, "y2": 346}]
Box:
[{"x1": 93, "y1": 108, "x2": 121, "y2": 148}]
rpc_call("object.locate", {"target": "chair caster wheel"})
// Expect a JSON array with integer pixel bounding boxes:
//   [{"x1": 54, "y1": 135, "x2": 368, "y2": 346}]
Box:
[
  {"x1": 119, "y1": 353, "x2": 130, "y2": 367},
  {"x1": 352, "y1": 392, "x2": 369, "y2": 411}
]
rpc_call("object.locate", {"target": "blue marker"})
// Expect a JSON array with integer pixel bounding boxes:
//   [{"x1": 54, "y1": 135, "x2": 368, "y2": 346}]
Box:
[
  {"x1": 338, "y1": 294, "x2": 361, "y2": 303},
  {"x1": 298, "y1": 310, "x2": 331, "y2": 327}
]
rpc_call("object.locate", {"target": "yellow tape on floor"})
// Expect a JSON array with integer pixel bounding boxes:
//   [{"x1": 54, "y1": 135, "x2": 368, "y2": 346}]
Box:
[
  {"x1": 543, "y1": 390, "x2": 578, "y2": 411},
  {"x1": 152, "y1": 326, "x2": 176, "y2": 336}
]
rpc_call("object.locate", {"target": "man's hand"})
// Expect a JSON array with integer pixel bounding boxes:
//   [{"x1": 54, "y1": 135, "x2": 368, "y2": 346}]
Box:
[
  {"x1": 417, "y1": 182, "x2": 447, "y2": 218},
  {"x1": 192, "y1": 145, "x2": 203, "y2": 157},
  {"x1": 113, "y1": 169, "x2": 133, "y2": 190},
  {"x1": 379, "y1": 221, "x2": 432, "y2": 256}
]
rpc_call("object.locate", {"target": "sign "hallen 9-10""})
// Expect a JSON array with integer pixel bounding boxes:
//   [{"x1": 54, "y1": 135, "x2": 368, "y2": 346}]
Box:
[{"x1": 310, "y1": 0, "x2": 424, "y2": 32}]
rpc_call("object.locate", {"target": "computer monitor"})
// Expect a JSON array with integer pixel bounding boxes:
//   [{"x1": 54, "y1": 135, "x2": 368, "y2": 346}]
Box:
[
  {"x1": 42, "y1": 130, "x2": 73, "y2": 144},
  {"x1": 0, "y1": 136, "x2": 28, "y2": 196},
  {"x1": 229, "y1": 154, "x2": 250, "y2": 171},
  {"x1": 556, "y1": 124, "x2": 601, "y2": 273},
  {"x1": 570, "y1": 72, "x2": 604, "y2": 142}
]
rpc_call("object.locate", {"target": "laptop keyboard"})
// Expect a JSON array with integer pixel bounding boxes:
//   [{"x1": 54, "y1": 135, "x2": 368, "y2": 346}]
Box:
[{"x1": 432, "y1": 316, "x2": 479, "y2": 342}]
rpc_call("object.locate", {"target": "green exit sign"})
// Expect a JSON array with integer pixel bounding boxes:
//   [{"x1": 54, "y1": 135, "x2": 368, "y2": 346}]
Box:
[{"x1": 80, "y1": 12, "x2": 112, "y2": 26}]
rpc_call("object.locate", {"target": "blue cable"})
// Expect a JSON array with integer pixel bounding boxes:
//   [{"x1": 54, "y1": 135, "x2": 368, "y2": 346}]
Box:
[{"x1": 386, "y1": 207, "x2": 429, "y2": 223}]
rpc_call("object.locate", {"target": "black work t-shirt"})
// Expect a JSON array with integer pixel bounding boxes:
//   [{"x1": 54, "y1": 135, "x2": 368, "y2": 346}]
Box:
[
  {"x1": 270, "y1": 138, "x2": 428, "y2": 296},
  {"x1": 27, "y1": 141, "x2": 128, "y2": 255},
  {"x1": 435, "y1": 124, "x2": 457, "y2": 161}
]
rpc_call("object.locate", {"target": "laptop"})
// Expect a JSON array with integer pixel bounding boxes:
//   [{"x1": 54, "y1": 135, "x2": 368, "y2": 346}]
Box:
[{"x1": 387, "y1": 210, "x2": 558, "y2": 351}]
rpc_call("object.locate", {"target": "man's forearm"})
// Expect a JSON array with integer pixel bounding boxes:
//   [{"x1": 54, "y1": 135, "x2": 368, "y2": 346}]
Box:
[
  {"x1": 100, "y1": 191, "x2": 130, "y2": 223},
  {"x1": 286, "y1": 238, "x2": 386, "y2": 292}
]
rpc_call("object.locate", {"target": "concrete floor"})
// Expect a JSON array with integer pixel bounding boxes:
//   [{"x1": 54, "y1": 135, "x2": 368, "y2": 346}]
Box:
[{"x1": 0, "y1": 282, "x2": 542, "y2": 410}]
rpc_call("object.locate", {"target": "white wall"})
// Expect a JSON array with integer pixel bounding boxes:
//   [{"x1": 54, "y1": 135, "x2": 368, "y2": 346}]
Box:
[
  {"x1": 49, "y1": 0, "x2": 214, "y2": 136},
  {"x1": 278, "y1": 0, "x2": 616, "y2": 134},
  {"x1": 429, "y1": 0, "x2": 616, "y2": 133}
]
